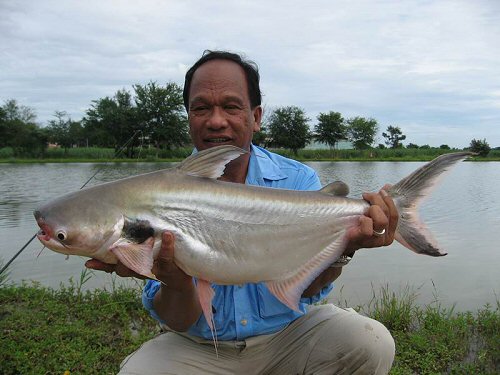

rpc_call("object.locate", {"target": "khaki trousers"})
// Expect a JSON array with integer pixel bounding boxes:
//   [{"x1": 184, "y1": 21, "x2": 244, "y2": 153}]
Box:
[{"x1": 119, "y1": 304, "x2": 395, "y2": 375}]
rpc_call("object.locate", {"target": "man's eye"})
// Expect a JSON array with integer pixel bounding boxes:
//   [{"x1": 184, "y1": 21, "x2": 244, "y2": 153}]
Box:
[
  {"x1": 191, "y1": 106, "x2": 208, "y2": 112},
  {"x1": 225, "y1": 105, "x2": 241, "y2": 112}
]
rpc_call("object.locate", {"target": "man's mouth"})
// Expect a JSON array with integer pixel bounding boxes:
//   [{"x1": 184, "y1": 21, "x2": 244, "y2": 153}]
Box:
[{"x1": 205, "y1": 137, "x2": 232, "y2": 144}]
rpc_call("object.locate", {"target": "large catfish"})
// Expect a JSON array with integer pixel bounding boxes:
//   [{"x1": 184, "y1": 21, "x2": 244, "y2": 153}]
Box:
[{"x1": 34, "y1": 146, "x2": 472, "y2": 334}]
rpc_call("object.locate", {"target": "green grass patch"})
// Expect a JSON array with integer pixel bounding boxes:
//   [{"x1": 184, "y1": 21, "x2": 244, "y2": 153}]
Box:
[
  {"x1": 362, "y1": 285, "x2": 500, "y2": 374},
  {"x1": 0, "y1": 277, "x2": 158, "y2": 375},
  {"x1": 2, "y1": 146, "x2": 500, "y2": 163},
  {"x1": 1, "y1": 276, "x2": 498, "y2": 374},
  {"x1": 273, "y1": 147, "x2": 500, "y2": 161}
]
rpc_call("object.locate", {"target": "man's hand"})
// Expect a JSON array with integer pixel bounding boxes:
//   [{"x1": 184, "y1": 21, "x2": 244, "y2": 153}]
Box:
[
  {"x1": 302, "y1": 186, "x2": 398, "y2": 297},
  {"x1": 85, "y1": 256, "x2": 144, "y2": 278},
  {"x1": 85, "y1": 232, "x2": 192, "y2": 289},
  {"x1": 345, "y1": 186, "x2": 398, "y2": 254},
  {"x1": 86, "y1": 232, "x2": 200, "y2": 331},
  {"x1": 153, "y1": 232, "x2": 201, "y2": 331},
  {"x1": 152, "y1": 232, "x2": 193, "y2": 291}
]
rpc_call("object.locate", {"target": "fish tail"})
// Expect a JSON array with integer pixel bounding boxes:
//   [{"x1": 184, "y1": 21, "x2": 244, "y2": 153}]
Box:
[{"x1": 390, "y1": 152, "x2": 473, "y2": 256}]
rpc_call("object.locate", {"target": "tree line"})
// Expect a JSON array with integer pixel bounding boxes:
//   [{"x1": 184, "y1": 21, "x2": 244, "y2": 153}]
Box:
[
  {"x1": 258, "y1": 106, "x2": 491, "y2": 156},
  {"x1": 0, "y1": 84, "x2": 493, "y2": 158},
  {"x1": 0, "y1": 82, "x2": 189, "y2": 158}
]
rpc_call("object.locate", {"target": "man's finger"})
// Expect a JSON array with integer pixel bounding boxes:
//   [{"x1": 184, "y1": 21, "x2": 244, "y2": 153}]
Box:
[
  {"x1": 368, "y1": 204, "x2": 389, "y2": 233},
  {"x1": 114, "y1": 262, "x2": 145, "y2": 278},
  {"x1": 161, "y1": 231, "x2": 175, "y2": 258},
  {"x1": 155, "y1": 231, "x2": 175, "y2": 265},
  {"x1": 380, "y1": 189, "x2": 398, "y2": 243},
  {"x1": 363, "y1": 191, "x2": 390, "y2": 219},
  {"x1": 85, "y1": 259, "x2": 115, "y2": 273}
]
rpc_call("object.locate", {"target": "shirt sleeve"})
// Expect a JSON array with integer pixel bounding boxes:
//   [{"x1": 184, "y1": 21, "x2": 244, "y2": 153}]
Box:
[
  {"x1": 296, "y1": 167, "x2": 322, "y2": 191},
  {"x1": 299, "y1": 283, "x2": 334, "y2": 304}
]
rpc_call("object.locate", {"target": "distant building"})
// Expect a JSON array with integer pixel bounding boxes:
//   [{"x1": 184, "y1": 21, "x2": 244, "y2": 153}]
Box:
[{"x1": 305, "y1": 140, "x2": 352, "y2": 150}]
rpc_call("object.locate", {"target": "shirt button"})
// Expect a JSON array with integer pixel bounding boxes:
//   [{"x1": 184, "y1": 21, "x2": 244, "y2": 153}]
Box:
[{"x1": 240, "y1": 319, "x2": 247, "y2": 326}]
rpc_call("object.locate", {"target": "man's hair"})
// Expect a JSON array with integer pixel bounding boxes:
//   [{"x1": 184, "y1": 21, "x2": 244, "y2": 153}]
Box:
[{"x1": 183, "y1": 50, "x2": 262, "y2": 111}]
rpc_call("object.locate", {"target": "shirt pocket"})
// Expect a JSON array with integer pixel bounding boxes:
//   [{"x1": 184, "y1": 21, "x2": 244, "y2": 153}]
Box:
[{"x1": 256, "y1": 283, "x2": 293, "y2": 318}]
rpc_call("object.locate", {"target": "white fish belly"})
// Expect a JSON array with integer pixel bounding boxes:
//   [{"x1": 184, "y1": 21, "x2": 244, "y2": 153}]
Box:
[{"x1": 155, "y1": 188, "x2": 366, "y2": 284}]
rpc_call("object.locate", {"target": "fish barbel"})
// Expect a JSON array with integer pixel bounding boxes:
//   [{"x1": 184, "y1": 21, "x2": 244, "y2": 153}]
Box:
[{"x1": 34, "y1": 145, "x2": 473, "y2": 335}]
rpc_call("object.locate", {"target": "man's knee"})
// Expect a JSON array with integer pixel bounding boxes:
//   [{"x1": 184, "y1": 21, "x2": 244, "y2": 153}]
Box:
[
  {"x1": 359, "y1": 318, "x2": 395, "y2": 373},
  {"x1": 309, "y1": 309, "x2": 395, "y2": 374}
]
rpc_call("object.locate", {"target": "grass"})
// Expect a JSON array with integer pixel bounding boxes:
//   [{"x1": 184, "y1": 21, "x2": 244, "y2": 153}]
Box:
[
  {"x1": 0, "y1": 270, "x2": 158, "y2": 375},
  {"x1": 274, "y1": 147, "x2": 500, "y2": 162},
  {"x1": 2, "y1": 146, "x2": 500, "y2": 162},
  {"x1": 1, "y1": 271, "x2": 498, "y2": 374},
  {"x1": 362, "y1": 285, "x2": 499, "y2": 374}
]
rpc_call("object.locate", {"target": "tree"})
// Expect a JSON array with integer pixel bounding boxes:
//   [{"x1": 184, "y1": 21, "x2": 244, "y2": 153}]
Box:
[
  {"x1": 268, "y1": 106, "x2": 311, "y2": 155},
  {"x1": 406, "y1": 143, "x2": 419, "y2": 149},
  {"x1": 439, "y1": 144, "x2": 450, "y2": 150},
  {"x1": 83, "y1": 90, "x2": 139, "y2": 156},
  {"x1": 252, "y1": 104, "x2": 271, "y2": 147},
  {"x1": 252, "y1": 124, "x2": 268, "y2": 146},
  {"x1": 382, "y1": 125, "x2": 406, "y2": 149},
  {"x1": 134, "y1": 82, "x2": 189, "y2": 149},
  {"x1": 46, "y1": 111, "x2": 82, "y2": 152},
  {"x1": 0, "y1": 99, "x2": 47, "y2": 156},
  {"x1": 469, "y1": 138, "x2": 490, "y2": 157},
  {"x1": 314, "y1": 111, "x2": 347, "y2": 149},
  {"x1": 2, "y1": 99, "x2": 36, "y2": 123},
  {"x1": 346, "y1": 116, "x2": 378, "y2": 150}
]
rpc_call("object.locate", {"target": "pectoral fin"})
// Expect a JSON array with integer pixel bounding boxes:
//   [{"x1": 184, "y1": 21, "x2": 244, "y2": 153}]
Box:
[
  {"x1": 110, "y1": 237, "x2": 157, "y2": 280},
  {"x1": 196, "y1": 279, "x2": 218, "y2": 355}
]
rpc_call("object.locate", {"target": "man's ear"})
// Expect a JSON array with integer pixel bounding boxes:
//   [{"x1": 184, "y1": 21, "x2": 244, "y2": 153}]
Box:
[{"x1": 252, "y1": 106, "x2": 263, "y2": 132}]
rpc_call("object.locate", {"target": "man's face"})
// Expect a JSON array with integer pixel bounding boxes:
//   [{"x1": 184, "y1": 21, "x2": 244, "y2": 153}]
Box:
[{"x1": 188, "y1": 59, "x2": 262, "y2": 152}]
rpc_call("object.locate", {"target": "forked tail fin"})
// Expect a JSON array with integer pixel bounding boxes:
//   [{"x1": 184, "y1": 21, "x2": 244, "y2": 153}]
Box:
[{"x1": 390, "y1": 152, "x2": 474, "y2": 256}]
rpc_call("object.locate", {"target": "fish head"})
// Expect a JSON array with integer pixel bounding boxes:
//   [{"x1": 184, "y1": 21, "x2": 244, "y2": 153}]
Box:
[{"x1": 33, "y1": 193, "x2": 124, "y2": 258}]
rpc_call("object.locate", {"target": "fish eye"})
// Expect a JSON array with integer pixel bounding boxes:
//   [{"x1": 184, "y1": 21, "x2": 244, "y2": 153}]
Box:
[{"x1": 57, "y1": 231, "x2": 66, "y2": 241}]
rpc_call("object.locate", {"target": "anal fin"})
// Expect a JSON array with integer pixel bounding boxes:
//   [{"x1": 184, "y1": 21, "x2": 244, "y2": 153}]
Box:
[{"x1": 266, "y1": 232, "x2": 349, "y2": 311}]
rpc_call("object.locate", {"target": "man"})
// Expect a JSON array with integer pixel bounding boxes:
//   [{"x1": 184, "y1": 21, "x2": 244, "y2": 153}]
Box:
[{"x1": 87, "y1": 50, "x2": 397, "y2": 374}]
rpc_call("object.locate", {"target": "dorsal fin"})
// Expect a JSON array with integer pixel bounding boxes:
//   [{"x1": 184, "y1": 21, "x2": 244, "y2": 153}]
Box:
[
  {"x1": 320, "y1": 181, "x2": 349, "y2": 197},
  {"x1": 178, "y1": 145, "x2": 247, "y2": 179}
]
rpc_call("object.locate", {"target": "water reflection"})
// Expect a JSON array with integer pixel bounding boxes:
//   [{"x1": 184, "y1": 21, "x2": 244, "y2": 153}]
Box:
[{"x1": 1, "y1": 161, "x2": 498, "y2": 311}]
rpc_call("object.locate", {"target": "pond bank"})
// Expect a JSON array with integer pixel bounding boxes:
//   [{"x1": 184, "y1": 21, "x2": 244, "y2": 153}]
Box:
[{"x1": 1, "y1": 281, "x2": 498, "y2": 374}]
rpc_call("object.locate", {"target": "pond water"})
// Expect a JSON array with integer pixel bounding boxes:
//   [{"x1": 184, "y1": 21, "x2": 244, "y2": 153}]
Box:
[{"x1": 1, "y1": 160, "x2": 498, "y2": 311}]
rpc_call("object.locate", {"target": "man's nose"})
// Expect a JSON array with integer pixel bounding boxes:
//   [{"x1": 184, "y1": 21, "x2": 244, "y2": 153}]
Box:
[{"x1": 206, "y1": 106, "x2": 228, "y2": 129}]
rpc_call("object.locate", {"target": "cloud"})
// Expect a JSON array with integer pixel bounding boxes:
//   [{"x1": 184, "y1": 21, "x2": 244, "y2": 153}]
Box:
[{"x1": 1, "y1": 0, "x2": 499, "y2": 147}]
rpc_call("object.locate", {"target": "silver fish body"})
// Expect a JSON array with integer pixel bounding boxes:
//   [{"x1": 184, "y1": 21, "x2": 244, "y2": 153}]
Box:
[{"x1": 35, "y1": 166, "x2": 366, "y2": 283}]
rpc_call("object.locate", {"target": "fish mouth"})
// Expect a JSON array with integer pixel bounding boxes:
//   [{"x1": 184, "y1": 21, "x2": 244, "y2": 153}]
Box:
[
  {"x1": 37, "y1": 228, "x2": 51, "y2": 242},
  {"x1": 34, "y1": 215, "x2": 53, "y2": 242},
  {"x1": 34, "y1": 214, "x2": 59, "y2": 246},
  {"x1": 35, "y1": 226, "x2": 71, "y2": 253}
]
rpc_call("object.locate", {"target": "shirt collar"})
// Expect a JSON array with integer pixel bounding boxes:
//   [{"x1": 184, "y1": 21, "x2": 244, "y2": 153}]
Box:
[{"x1": 246, "y1": 144, "x2": 287, "y2": 185}]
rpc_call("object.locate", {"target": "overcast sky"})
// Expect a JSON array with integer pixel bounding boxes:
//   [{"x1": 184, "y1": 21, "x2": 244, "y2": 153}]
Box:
[{"x1": 1, "y1": 0, "x2": 499, "y2": 148}]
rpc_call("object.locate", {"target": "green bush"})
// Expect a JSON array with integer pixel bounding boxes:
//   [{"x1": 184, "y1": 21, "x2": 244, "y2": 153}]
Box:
[{"x1": 0, "y1": 147, "x2": 14, "y2": 158}]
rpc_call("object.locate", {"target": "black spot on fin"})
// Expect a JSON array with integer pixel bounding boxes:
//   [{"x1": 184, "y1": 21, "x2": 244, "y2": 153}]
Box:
[{"x1": 122, "y1": 217, "x2": 155, "y2": 243}]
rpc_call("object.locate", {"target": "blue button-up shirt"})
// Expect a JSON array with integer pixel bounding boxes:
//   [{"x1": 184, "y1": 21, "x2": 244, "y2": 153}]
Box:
[{"x1": 142, "y1": 145, "x2": 333, "y2": 340}]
